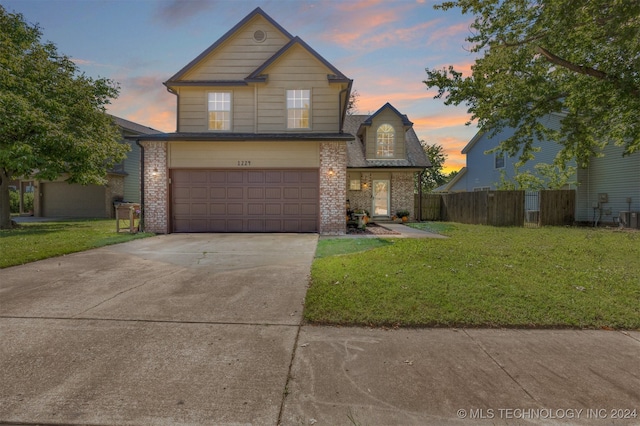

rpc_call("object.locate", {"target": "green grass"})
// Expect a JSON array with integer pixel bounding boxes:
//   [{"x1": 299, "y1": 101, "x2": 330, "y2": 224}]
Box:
[
  {"x1": 305, "y1": 224, "x2": 640, "y2": 329},
  {"x1": 315, "y1": 237, "x2": 394, "y2": 258},
  {"x1": 0, "y1": 219, "x2": 154, "y2": 268}
]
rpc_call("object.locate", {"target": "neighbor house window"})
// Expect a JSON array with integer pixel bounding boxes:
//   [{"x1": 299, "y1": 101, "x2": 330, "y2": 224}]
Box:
[
  {"x1": 287, "y1": 89, "x2": 310, "y2": 129},
  {"x1": 376, "y1": 124, "x2": 395, "y2": 157},
  {"x1": 494, "y1": 152, "x2": 505, "y2": 169},
  {"x1": 208, "y1": 92, "x2": 231, "y2": 130}
]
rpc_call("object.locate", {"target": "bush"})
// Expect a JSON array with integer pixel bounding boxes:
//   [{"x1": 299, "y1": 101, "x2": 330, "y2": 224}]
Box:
[
  {"x1": 8, "y1": 190, "x2": 34, "y2": 213},
  {"x1": 9, "y1": 190, "x2": 19, "y2": 213}
]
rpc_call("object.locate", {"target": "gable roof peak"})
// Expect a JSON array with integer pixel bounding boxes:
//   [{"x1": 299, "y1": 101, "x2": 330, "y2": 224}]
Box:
[
  {"x1": 246, "y1": 35, "x2": 349, "y2": 82},
  {"x1": 165, "y1": 7, "x2": 294, "y2": 84},
  {"x1": 363, "y1": 102, "x2": 413, "y2": 127}
]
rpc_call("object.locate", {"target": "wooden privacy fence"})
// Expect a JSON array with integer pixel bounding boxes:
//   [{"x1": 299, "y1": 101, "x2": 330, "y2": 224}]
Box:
[{"x1": 415, "y1": 190, "x2": 575, "y2": 227}]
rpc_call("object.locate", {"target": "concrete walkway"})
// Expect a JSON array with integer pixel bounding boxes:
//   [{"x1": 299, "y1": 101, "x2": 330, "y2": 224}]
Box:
[{"x1": 1, "y1": 234, "x2": 639, "y2": 425}]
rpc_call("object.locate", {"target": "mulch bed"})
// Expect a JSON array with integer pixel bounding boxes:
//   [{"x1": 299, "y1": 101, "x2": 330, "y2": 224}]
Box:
[{"x1": 346, "y1": 222, "x2": 401, "y2": 235}]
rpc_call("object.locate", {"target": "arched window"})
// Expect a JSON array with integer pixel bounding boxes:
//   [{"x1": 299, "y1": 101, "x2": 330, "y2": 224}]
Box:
[{"x1": 376, "y1": 124, "x2": 395, "y2": 157}]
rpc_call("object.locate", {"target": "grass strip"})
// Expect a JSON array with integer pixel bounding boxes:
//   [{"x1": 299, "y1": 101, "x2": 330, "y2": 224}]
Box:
[
  {"x1": 305, "y1": 224, "x2": 640, "y2": 329},
  {"x1": 0, "y1": 219, "x2": 154, "y2": 268}
]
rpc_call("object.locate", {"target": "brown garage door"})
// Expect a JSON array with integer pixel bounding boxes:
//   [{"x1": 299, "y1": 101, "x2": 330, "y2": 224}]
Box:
[{"x1": 171, "y1": 169, "x2": 319, "y2": 233}]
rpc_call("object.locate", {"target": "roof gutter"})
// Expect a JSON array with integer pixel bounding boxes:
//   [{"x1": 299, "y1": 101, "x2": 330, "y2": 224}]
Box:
[{"x1": 339, "y1": 79, "x2": 353, "y2": 133}]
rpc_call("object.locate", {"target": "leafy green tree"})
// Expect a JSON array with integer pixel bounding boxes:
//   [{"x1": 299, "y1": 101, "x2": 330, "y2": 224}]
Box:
[
  {"x1": 424, "y1": 0, "x2": 640, "y2": 168},
  {"x1": 496, "y1": 163, "x2": 577, "y2": 190},
  {"x1": 418, "y1": 142, "x2": 448, "y2": 192},
  {"x1": 0, "y1": 6, "x2": 127, "y2": 228}
]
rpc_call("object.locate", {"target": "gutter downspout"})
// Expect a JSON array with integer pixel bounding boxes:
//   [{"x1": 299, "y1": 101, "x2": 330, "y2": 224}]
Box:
[
  {"x1": 136, "y1": 139, "x2": 145, "y2": 232},
  {"x1": 418, "y1": 169, "x2": 424, "y2": 222},
  {"x1": 338, "y1": 79, "x2": 353, "y2": 132}
]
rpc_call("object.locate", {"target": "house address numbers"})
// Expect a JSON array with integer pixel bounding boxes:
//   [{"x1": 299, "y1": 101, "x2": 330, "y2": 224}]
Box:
[{"x1": 237, "y1": 160, "x2": 251, "y2": 166}]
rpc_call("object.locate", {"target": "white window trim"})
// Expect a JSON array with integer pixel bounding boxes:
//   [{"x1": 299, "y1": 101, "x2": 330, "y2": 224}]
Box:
[
  {"x1": 286, "y1": 89, "x2": 311, "y2": 130},
  {"x1": 376, "y1": 123, "x2": 395, "y2": 158},
  {"x1": 207, "y1": 91, "x2": 232, "y2": 131}
]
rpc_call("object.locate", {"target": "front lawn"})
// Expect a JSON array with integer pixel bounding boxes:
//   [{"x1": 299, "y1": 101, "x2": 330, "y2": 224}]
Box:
[
  {"x1": 0, "y1": 219, "x2": 154, "y2": 268},
  {"x1": 305, "y1": 224, "x2": 640, "y2": 329}
]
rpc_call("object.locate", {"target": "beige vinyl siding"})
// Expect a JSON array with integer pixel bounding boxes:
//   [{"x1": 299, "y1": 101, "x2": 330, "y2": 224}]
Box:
[
  {"x1": 256, "y1": 44, "x2": 344, "y2": 133},
  {"x1": 365, "y1": 109, "x2": 406, "y2": 159},
  {"x1": 575, "y1": 145, "x2": 640, "y2": 223},
  {"x1": 181, "y1": 16, "x2": 290, "y2": 81},
  {"x1": 168, "y1": 141, "x2": 320, "y2": 168},
  {"x1": 178, "y1": 87, "x2": 255, "y2": 133}
]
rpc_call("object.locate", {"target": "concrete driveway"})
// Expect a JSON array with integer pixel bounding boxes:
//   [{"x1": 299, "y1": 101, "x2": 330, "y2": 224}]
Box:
[
  {"x1": 2, "y1": 233, "x2": 639, "y2": 425},
  {"x1": 0, "y1": 233, "x2": 317, "y2": 425}
]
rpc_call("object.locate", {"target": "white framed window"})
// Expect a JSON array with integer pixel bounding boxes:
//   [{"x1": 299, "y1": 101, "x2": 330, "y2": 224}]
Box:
[
  {"x1": 376, "y1": 124, "x2": 395, "y2": 157},
  {"x1": 208, "y1": 92, "x2": 231, "y2": 130},
  {"x1": 494, "y1": 152, "x2": 505, "y2": 169},
  {"x1": 287, "y1": 89, "x2": 310, "y2": 129},
  {"x1": 349, "y1": 178, "x2": 361, "y2": 190}
]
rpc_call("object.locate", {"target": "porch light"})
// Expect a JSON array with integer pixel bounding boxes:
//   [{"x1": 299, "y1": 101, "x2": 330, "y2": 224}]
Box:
[
  {"x1": 152, "y1": 167, "x2": 159, "y2": 176},
  {"x1": 328, "y1": 167, "x2": 335, "y2": 176}
]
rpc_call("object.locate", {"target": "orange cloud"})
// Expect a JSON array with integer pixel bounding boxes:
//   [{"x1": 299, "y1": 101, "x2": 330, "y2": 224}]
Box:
[
  {"x1": 413, "y1": 112, "x2": 473, "y2": 130},
  {"x1": 430, "y1": 136, "x2": 468, "y2": 172}
]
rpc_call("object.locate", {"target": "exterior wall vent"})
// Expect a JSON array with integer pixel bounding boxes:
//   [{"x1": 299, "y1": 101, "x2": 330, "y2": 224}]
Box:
[{"x1": 253, "y1": 30, "x2": 266, "y2": 43}]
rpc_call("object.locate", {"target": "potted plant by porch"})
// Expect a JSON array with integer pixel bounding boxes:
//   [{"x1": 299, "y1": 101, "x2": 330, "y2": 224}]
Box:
[{"x1": 396, "y1": 210, "x2": 410, "y2": 222}]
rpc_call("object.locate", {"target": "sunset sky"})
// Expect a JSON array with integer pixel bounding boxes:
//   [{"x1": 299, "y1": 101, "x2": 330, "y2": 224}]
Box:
[{"x1": 3, "y1": 0, "x2": 481, "y2": 172}]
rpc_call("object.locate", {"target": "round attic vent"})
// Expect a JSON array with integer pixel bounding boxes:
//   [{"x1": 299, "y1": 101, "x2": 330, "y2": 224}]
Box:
[{"x1": 253, "y1": 30, "x2": 266, "y2": 43}]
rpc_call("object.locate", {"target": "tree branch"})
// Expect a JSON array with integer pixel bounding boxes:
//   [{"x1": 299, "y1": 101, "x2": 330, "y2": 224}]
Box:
[{"x1": 535, "y1": 45, "x2": 608, "y2": 79}]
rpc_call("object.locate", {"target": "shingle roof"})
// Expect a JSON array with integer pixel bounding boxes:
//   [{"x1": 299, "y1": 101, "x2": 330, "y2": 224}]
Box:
[
  {"x1": 110, "y1": 115, "x2": 161, "y2": 135},
  {"x1": 132, "y1": 132, "x2": 353, "y2": 142},
  {"x1": 343, "y1": 114, "x2": 430, "y2": 169}
]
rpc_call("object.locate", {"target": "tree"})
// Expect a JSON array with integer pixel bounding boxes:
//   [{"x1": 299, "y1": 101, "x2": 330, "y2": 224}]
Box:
[
  {"x1": 418, "y1": 142, "x2": 448, "y2": 192},
  {"x1": 424, "y1": 0, "x2": 640, "y2": 168},
  {"x1": 496, "y1": 163, "x2": 577, "y2": 190},
  {"x1": 0, "y1": 6, "x2": 127, "y2": 229},
  {"x1": 346, "y1": 89, "x2": 360, "y2": 115}
]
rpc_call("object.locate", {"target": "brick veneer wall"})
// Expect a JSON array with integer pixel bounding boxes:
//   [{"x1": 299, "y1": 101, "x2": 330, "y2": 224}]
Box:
[
  {"x1": 347, "y1": 171, "x2": 416, "y2": 219},
  {"x1": 319, "y1": 142, "x2": 347, "y2": 235},
  {"x1": 391, "y1": 172, "x2": 416, "y2": 220},
  {"x1": 141, "y1": 141, "x2": 168, "y2": 233}
]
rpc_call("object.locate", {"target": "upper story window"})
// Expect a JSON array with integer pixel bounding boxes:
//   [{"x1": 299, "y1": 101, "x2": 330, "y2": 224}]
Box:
[
  {"x1": 376, "y1": 124, "x2": 395, "y2": 157},
  {"x1": 287, "y1": 90, "x2": 310, "y2": 129},
  {"x1": 494, "y1": 152, "x2": 505, "y2": 169},
  {"x1": 208, "y1": 92, "x2": 231, "y2": 131}
]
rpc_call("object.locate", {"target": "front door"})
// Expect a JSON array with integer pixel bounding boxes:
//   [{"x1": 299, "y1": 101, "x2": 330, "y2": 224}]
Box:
[{"x1": 372, "y1": 180, "x2": 390, "y2": 217}]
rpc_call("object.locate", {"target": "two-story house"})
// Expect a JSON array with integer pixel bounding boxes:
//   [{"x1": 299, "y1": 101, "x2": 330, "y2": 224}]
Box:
[{"x1": 135, "y1": 7, "x2": 429, "y2": 235}]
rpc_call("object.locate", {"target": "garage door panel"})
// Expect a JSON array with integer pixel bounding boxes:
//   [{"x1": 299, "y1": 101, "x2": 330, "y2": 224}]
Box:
[
  {"x1": 191, "y1": 203, "x2": 207, "y2": 215},
  {"x1": 227, "y1": 203, "x2": 243, "y2": 215},
  {"x1": 171, "y1": 169, "x2": 318, "y2": 233},
  {"x1": 265, "y1": 204, "x2": 281, "y2": 215},
  {"x1": 301, "y1": 204, "x2": 317, "y2": 215},
  {"x1": 300, "y1": 220, "x2": 317, "y2": 232},
  {"x1": 227, "y1": 172, "x2": 244, "y2": 183},
  {"x1": 247, "y1": 204, "x2": 264, "y2": 215},
  {"x1": 265, "y1": 188, "x2": 281, "y2": 199},
  {"x1": 191, "y1": 187, "x2": 207, "y2": 199},
  {"x1": 210, "y1": 187, "x2": 226, "y2": 199},
  {"x1": 41, "y1": 182, "x2": 106, "y2": 218},
  {"x1": 247, "y1": 187, "x2": 264, "y2": 199},
  {"x1": 283, "y1": 188, "x2": 299, "y2": 199},
  {"x1": 210, "y1": 203, "x2": 226, "y2": 215}
]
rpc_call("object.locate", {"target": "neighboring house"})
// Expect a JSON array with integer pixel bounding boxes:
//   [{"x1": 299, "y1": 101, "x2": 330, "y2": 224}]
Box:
[
  {"x1": 439, "y1": 112, "x2": 640, "y2": 225},
  {"x1": 25, "y1": 115, "x2": 159, "y2": 218},
  {"x1": 134, "y1": 8, "x2": 429, "y2": 235}
]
